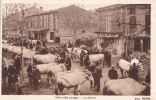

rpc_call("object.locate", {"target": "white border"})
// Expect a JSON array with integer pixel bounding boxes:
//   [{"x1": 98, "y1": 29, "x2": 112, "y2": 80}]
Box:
[{"x1": 1, "y1": 0, "x2": 156, "y2": 100}]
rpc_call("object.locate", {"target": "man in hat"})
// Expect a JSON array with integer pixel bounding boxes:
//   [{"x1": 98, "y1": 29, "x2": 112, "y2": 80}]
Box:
[
  {"x1": 32, "y1": 66, "x2": 40, "y2": 90},
  {"x1": 108, "y1": 65, "x2": 118, "y2": 79},
  {"x1": 84, "y1": 53, "x2": 90, "y2": 70},
  {"x1": 129, "y1": 63, "x2": 139, "y2": 80},
  {"x1": 65, "y1": 53, "x2": 72, "y2": 71},
  {"x1": 27, "y1": 63, "x2": 33, "y2": 84}
]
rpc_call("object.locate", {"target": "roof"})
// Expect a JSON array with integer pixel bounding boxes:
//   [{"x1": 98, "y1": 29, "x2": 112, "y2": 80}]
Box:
[
  {"x1": 95, "y1": 31, "x2": 122, "y2": 34},
  {"x1": 96, "y1": 4, "x2": 150, "y2": 11}
]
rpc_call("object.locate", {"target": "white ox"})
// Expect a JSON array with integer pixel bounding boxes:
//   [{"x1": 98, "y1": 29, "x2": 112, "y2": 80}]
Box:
[
  {"x1": 89, "y1": 54, "x2": 104, "y2": 65},
  {"x1": 33, "y1": 54, "x2": 58, "y2": 64},
  {"x1": 118, "y1": 59, "x2": 144, "y2": 77},
  {"x1": 103, "y1": 78, "x2": 150, "y2": 95},
  {"x1": 55, "y1": 69, "x2": 94, "y2": 95},
  {"x1": 36, "y1": 63, "x2": 66, "y2": 84}
]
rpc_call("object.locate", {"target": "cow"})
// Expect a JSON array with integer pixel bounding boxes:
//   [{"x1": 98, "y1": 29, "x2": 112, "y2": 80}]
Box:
[
  {"x1": 89, "y1": 54, "x2": 104, "y2": 66},
  {"x1": 36, "y1": 63, "x2": 66, "y2": 84},
  {"x1": 33, "y1": 54, "x2": 58, "y2": 64},
  {"x1": 117, "y1": 59, "x2": 144, "y2": 77},
  {"x1": 103, "y1": 78, "x2": 150, "y2": 95},
  {"x1": 55, "y1": 69, "x2": 94, "y2": 95}
]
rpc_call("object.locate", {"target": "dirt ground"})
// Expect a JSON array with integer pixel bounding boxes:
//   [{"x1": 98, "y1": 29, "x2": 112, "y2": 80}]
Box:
[{"x1": 2, "y1": 56, "x2": 150, "y2": 95}]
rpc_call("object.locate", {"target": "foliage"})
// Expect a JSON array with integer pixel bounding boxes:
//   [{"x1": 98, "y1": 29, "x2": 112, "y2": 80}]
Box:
[
  {"x1": 83, "y1": 38, "x2": 94, "y2": 47},
  {"x1": 75, "y1": 39, "x2": 83, "y2": 47}
]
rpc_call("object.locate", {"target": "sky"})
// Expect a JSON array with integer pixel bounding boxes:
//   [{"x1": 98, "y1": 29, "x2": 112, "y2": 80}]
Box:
[{"x1": 36, "y1": 3, "x2": 110, "y2": 11}]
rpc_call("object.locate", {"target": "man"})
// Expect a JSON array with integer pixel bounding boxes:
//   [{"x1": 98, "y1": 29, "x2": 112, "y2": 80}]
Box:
[
  {"x1": 32, "y1": 66, "x2": 40, "y2": 90},
  {"x1": 89, "y1": 61, "x2": 102, "y2": 91},
  {"x1": 107, "y1": 52, "x2": 111, "y2": 67},
  {"x1": 104, "y1": 50, "x2": 108, "y2": 66},
  {"x1": 14, "y1": 56, "x2": 21, "y2": 74},
  {"x1": 129, "y1": 63, "x2": 139, "y2": 80},
  {"x1": 65, "y1": 54, "x2": 72, "y2": 71},
  {"x1": 8, "y1": 64, "x2": 17, "y2": 89},
  {"x1": 84, "y1": 53, "x2": 90, "y2": 69},
  {"x1": 80, "y1": 50, "x2": 85, "y2": 66},
  {"x1": 60, "y1": 49, "x2": 66, "y2": 63},
  {"x1": 2, "y1": 64, "x2": 8, "y2": 88},
  {"x1": 27, "y1": 63, "x2": 33, "y2": 84},
  {"x1": 108, "y1": 65, "x2": 118, "y2": 79}
]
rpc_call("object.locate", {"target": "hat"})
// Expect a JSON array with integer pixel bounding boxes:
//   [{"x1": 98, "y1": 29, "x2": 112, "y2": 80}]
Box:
[{"x1": 111, "y1": 65, "x2": 115, "y2": 68}]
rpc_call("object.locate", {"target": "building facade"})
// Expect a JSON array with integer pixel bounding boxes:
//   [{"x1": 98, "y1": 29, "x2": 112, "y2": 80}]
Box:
[
  {"x1": 96, "y1": 4, "x2": 150, "y2": 55},
  {"x1": 25, "y1": 5, "x2": 95, "y2": 44}
]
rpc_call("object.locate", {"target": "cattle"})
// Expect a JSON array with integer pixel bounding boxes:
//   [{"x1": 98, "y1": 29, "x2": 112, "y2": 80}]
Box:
[
  {"x1": 36, "y1": 63, "x2": 66, "y2": 84},
  {"x1": 33, "y1": 54, "x2": 58, "y2": 64},
  {"x1": 118, "y1": 59, "x2": 144, "y2": 77},
  {"x1": 55, "y1": 69, "x2": 94, "y2": 95},
  {"x1": 103, "y1": 78, "x2": 150, "y2": 95},
  {"x1": 89, "y1": 54, "x2": 104, "y2": 65}
]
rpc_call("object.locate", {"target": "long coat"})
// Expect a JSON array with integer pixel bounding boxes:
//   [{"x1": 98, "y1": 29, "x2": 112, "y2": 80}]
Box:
[{"x1": 65, "y1": 57, "x2": 71, "y2": 71}]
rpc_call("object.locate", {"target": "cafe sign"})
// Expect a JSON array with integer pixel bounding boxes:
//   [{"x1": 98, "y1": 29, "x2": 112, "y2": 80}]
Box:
[{"x1": 98, "y1": 33, "x2": 119, "y2": 38}]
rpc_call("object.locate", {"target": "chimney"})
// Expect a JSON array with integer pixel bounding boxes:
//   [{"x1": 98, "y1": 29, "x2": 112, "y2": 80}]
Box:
[{"x1": 40, "y1": 7, "x2": 43, "y2": 11}]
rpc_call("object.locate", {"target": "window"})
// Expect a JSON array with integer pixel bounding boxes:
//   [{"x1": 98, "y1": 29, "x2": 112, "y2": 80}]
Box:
[
  {"x1": 129, "y1": 16, "x2": 137, "y2": 30},
  {"x1": 129, "y1": 7, "x2": 136, "y2": 14},
  {"x1": 50, "y1": 32, "x2": 54, "y2": 40}
]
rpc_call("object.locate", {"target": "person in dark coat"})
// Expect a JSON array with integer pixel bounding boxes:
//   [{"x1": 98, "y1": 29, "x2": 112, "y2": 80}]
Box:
[
  {"x1": 8, "y1": 64, "x2": 17, "y2": 89},
  {"x1": 65, "y1": 54, "x2": 72, "y2": 71},
  {"x1": 84, "y1": 53, "x2": 90, "y2": 69},
  {"x1": 80, "y1": 50, "x2": 85, "y2": 66},
  {"x1": 129, "y1": 63, "x2": 139, "y2": 80},
  {"x1": 32, "y1": 66, "x2": 40, "y2": 90},
  {"x1": 90, "y1": 61, "x2": 102, "y2": 91},
  {"x1": 107, "y1": 52, "x2": 112, "y2": 67},
  {"x1": 27, "y1": 64, "x2": 33, "y2": 84},
  {"x1": 14, "y1": 56, "x2": 21, "y2": 74},
  {"x1": 29, "y1": 42, "x2": 33, "y2": 51},
  {"x1": 145, "y1": 71, "x2": 150, "y2": 84},
  {"x1": 104, "y1": 50, "x2": 108, "y2": 66},
  {"x1": 108, "y1": 65, "x2": 118, "y2": 79},
  {"x1": 2, "y1": 64, "x2": 8, "y2": 88},
  {"x1": 17, "y1": 86, "x2": 23, "y2": 95}
]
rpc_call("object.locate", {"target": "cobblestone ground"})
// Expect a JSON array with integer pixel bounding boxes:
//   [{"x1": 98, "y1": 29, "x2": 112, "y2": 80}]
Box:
[{"x1": 2, "y1": 55, "x2": 149, "y2": 95}]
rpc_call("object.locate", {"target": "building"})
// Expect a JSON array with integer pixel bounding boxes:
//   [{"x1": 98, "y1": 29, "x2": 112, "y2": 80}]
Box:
[
  {"x1": 95, "y1": 4, "x2": 150, "y2": 55},
  {"x1": 25, "y1": 5, "x2": 95, "y2": 44},
  {"x1": 2, "y1": 5, "x2": 43, "y2": 37}
]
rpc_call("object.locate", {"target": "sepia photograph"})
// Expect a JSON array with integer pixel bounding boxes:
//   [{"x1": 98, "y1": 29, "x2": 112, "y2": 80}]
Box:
[{"x1": 1, "y1": 2, "x2": 151, "y2": 96}]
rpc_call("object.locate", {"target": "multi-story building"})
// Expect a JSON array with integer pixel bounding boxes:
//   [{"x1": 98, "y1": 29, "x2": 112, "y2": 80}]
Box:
[
  {"x1": 25, "y1": 5, "x2": 95, "y2": 43},
  {"x1": 95, "y1": 4, "x2": 150, "y2": 55}
]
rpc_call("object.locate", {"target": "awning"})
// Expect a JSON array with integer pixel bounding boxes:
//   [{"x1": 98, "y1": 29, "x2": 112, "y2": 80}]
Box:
[
  {"x1": 27, "y1": 28, "x2": 49, "y2": 32},
  {"x1": 95, "y1": 31, "x2": 121, "y2": 38}
]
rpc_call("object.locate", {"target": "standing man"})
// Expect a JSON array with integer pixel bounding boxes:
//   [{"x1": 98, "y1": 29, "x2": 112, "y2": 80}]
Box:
[
  {"x1": 107, "y1": 52, "x2": 112, "y2": 67},
  {"x1": 129, "y1": 63, "x2": 139, "y2": 80},
  {"x1": 14, "y1": 56, "x2": 21, "y2": 74},
  {"x1": 104, "y1": 50, "x2": 108, "y2": 66},
  {"x1": 108, "y1": 65, "x2": 118, "y2": 79},
  {"x1": 2, "y1": 64, "x2": 8, "y2": 88},
  {"x1": 27, "y1": 63, "x2": 33, "y2": 84},
  {"x1": 80, "y1": 50, "x2": 85, "y2": 66},
  {"x1": 32, "y1": 66, "x2": 40, "y2": 90},
  {"x1": 84, "y1": 53, "x2": 90, "y2": 69},
  {"x1": 65, "y1": 54, "x2": 72, "y2": 71}
]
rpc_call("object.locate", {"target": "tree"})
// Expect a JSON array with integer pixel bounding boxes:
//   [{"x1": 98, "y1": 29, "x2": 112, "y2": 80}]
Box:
[
  {"x1": 84, "y1": 38, "x2": 94, "y2": 47},
  {"x1": 57, "y1": 5, "x2": 93, "y2": 41},
  {"x1": 2, "y1": 3, "x2": 38, "y2": 84},
  {"x1": 75, "y1": 39, "x2": 83, "y2": 47}
]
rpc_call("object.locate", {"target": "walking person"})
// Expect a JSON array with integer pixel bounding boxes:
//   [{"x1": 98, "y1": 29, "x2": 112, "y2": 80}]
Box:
[
  {"x1": 65, "y1": 54, "x2": 72, "y2": 71},
  {"x1": 108, "y1": 65, "x2": 118, "y2": 79}
]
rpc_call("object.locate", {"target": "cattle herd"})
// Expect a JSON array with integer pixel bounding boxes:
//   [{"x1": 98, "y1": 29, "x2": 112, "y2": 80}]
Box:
[{"x1": 2, "y1": 39, "x2": 150, "y2": 95}]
